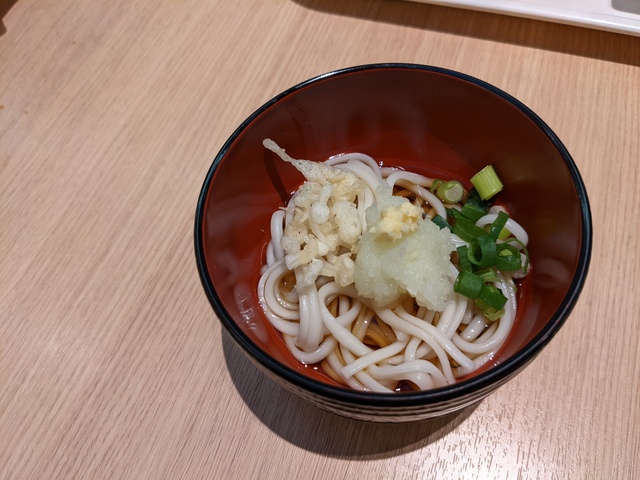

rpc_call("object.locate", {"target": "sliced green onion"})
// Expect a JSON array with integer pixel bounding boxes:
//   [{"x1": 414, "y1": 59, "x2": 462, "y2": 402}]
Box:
[
  {"x1": 482, "y1": 307, "x2": 505, "y2": 321},
  {"x1": 474, "y1": 267, "x2": 499, "y2": 283},
  {"x1": 451, "y1": 219, "x2": 486, "y2": 243},
  {"x1": 430, "y1": 179, "x2": 443, "y2": 194},
  {"x1": 505, "y1": 238, "x2": 531, "y2": 275},
  {"x1": 497, "y1": 227, "x2": 511, "y2": 240},
  {"x1": 454, "y1": 271, "x2": 483, "y2": 299},
  {"x1": 468, "y1": 235, "x2": 497, "y2": 268},
  {"x1": 495, "y1": 244, "x2": 522, "y2": 271},
  {"x1": 476, "y1": 284, "x2": 508, "y2": 310},
  {"x1": 471, "y1": 165, "x2": 503, "y2": 200},
  {"x1": 466, "y1": 188, "x2": 491, "y2": 210},
  {"x1": 460, "y1": 202, "x2": 486, "y2": 221},
  {"x1": 457, "y1": 246, "x2": 472, "y2": 272},
  {"x1": 446, "y1": 207, "x2": 462, "y2": 221},
  {"x1": 436, "y1": 180, "x2": 464, "y2": 204},
  {"x1": 432, "y1": 214, "x2": 451, "y2": 231},
  {"x1": 488, "y1": 211, "x2": 509, "y2": 240}
]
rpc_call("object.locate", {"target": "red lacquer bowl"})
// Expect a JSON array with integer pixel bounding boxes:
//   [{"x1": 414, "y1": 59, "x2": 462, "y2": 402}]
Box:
[{"x1": 195, "y1": 64, "x2": 592, "y2": 422}]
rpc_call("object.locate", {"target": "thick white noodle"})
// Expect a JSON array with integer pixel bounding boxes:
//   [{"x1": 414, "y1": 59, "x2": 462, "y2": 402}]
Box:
[
  {"x1": 402, "y1": 373, "x2": 434, "y2": 391},
  {"x1": 357, "y1": 188, "x2": 374, "y2": 230},
  {"x1": 257, "y1": 150, "x2": 526, "y2": 392},
  {"x1": 377, "y1": 307, "x2": 471, "y2": 383},
  {"x1": 476, "y1": 321, "x2": 499, "y2": 343},
  {"x1": 460, "y1": 307, "x2": 475, "y2": 325},
  {"x1": 269, "y1": 210, "x2": 286, "y2": 261},
  {"x1": 404, "y1": 336, "x2": 423, "y2": 362},
  {"x1": 326, "y1": 152, "x2": 382, "y2": 181},
  {"x1": 326, "y1": 352, "x2": 367, "y2": 391},
  {"x1": 369, "y1": 361, "x2": 447, "y2": 387},
  {"x1": 340, "y1": 344, "x2": 395, "y2": 392},
  {"x1": 262, "y1": 260, "x2": 299, "y2": 320},
  {"x1": 265, "y1": 242, "x2": 276, "y2": 268},
  {"x1": 284, "y1": 334, "x2": 336, "y2": 364},
  {"x1": 385, "y1": 170, "x2": 433, "y2": 188},
  {"x1": 341, "y1": 340, "x2": 408, "y2": 379},
  {"x1": 476, "y1": 213, "x2": 529, "y2": 246},
  {"x1": 317, "y1": 283, "x2": 372, "y2": 357},
  {"x1": 455, "y1": 274, "x2": 517, "y2": 375},
  {"x1": 389, "y1": 180, "x2": 447, "y2": 219},
  {"x1": 460, "y1": 314, "x2": 489, "y2": 341},
  {"x1": 336, "y1": 161, "x2": 384, "y2": 200},
  {"x1": 258, "y1": 261, "x2": 300, "y2": 336},
  {"x1": 434, "y1": 295, "x2": 468, "y2": 339},
  {"x1": 296, "y1": 283, "x2": 323, "y2": 351}
]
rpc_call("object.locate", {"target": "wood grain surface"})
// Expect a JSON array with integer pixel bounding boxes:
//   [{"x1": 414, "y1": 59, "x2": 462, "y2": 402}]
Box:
[{"x1": 1, "y1": 0, "x2": 639, "y2": 478}]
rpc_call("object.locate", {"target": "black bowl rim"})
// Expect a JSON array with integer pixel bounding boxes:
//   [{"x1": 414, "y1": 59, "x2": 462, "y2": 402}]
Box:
[{"x1": 194, "y1": 63, "x2": 593, "y2": 407}]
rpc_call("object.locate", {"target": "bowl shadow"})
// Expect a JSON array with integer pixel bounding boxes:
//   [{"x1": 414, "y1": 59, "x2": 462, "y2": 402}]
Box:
[
  {"x1": 292, "y1": 0, "x2": 640, "y2": 67},
  {"x1": 222, "y1": 329, "x2": 479, "y2": 458}
]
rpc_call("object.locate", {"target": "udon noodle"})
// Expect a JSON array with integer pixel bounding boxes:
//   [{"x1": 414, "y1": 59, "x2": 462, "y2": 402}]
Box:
[{"x1": 258, "y1": 141, "x2": 529, "y2": 393}]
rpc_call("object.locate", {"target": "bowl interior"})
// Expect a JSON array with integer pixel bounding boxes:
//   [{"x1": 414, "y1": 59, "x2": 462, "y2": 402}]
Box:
[{"x1": 197, "y1": 65, "x2": 589, "y2": 392}]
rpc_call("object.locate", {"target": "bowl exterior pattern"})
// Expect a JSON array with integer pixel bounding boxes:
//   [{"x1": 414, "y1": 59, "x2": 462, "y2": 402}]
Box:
[{"x1": 247, "y1": 352, "x2": 535, "y2": 422}]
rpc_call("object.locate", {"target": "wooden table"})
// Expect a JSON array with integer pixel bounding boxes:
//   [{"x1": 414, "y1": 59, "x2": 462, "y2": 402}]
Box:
[{"x1": 1, "y1": 1, "x2": 638, "y2": 478}]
